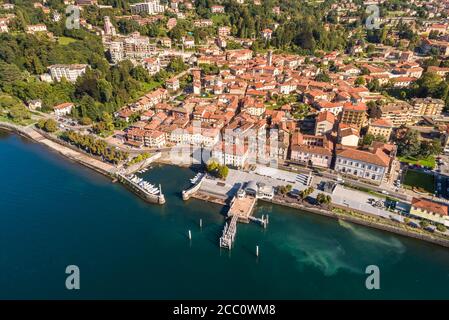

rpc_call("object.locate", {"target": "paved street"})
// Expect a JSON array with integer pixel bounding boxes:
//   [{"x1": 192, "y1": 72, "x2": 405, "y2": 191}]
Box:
[
  {"x1": 199, "y1": 166, "x2": 410, "y2": 224},
  {"x1": 200, "y1": 165, "x2": 311, "y2": 198}
]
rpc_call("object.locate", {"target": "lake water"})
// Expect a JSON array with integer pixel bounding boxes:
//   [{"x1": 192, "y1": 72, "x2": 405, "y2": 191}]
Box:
[{"x1": 1, "y1": 131, "x2": 449, "y2": 299}]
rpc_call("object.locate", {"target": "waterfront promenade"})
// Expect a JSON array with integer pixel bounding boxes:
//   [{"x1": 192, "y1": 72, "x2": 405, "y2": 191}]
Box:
[
  {"x1": 2, "y1": 121, "x2": 449, "y2": 249},
  {"x1": 0, "y1": 122, "x2": 116, "y2": 175},
  {"x1": 187, "y1": 166, "x2": 449, "y2": 248}
]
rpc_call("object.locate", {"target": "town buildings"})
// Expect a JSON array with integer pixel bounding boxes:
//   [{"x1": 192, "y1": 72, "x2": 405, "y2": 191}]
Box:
[{"x1": 212, "y1": 142, "x2": 249, "y2": 168}]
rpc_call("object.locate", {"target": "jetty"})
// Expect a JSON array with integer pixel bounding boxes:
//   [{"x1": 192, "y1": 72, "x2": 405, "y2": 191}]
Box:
[
  {"x1": 117, "y1": 172, "x2": 165, "y2": 204},
  {"x1": 182, "y1": 172, "x2": 206, "y2": 200},
  {"x1": 219, "y1": 190, "x2": 268, "y2": 249},
  {"x1": 228, "y1": 192, "x2": 257, "y2": 223},
  {"x1": 219, "y1": 215, "x2": 238, "y2": 249}
]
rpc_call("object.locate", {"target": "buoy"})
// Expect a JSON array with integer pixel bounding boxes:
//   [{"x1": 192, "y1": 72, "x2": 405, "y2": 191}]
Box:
[
  {"x1": 256, "y1": 245, "x2": 259, "y2": 257},
  {"x1": 199, "y1": 219, "x2": 203, "y2": 228},
  {"x1": 188, "y1": 230, "x2": 192, "y2": 240}
]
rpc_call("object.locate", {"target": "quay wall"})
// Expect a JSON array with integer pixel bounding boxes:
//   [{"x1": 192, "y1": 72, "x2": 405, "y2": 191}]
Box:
[
  {"x1": 182, "y1": 175, "x2": 205, "y2": 200},
  {"x1": 117, "y1": 174, "x2": 165, "y2": 205}
]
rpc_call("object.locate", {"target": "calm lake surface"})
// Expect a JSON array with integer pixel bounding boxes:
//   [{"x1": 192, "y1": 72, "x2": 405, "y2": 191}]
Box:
[{"x1": 1, "y1": 131, "x2": 449, "y2": 299}]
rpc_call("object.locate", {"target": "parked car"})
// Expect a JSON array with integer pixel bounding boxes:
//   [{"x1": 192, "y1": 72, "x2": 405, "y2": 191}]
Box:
[{"x1": 408, "y1": 221, "x2": 419, "y2": 228}]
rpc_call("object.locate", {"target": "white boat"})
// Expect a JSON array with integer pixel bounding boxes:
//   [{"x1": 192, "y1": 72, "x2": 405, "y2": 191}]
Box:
[
  {"x1": 147, "y1": 187, "x2": 159, "y2": 194},
  {"x1": 190, "y1": 173, "x2": 203, "y2": 184}
]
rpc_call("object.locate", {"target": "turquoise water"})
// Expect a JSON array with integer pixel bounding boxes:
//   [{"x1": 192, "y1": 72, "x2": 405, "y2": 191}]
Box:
[{"x1": 1, "y1": 131, "x2": 449, "y2": 299}]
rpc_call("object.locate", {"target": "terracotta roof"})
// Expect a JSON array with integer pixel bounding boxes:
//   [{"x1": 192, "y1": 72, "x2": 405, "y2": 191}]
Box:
[
  {"x1": 54, "y1": 102, "x2": 74, "y2": 110},
  {"x1": 340, "y1": 127, "x2": 359, "y2": 138},
  {"x1": 412, "y1": 198, "x2": 448, "y2": 216},
  {"x1": 291, "y1": 144, "x2": 332, "y2": 156},
  {"x1": 343, "y1": 102, "x2": 367, "y2": 112},
  {"x1": 370, "y1": 118, "x2": 393, "y2": 128},
  {"x1": 316, "y1": 111, "x2": 335, "y2": 124},
  {"x1": 336, "y1": 148, "x2": 390, "y2": 167}
]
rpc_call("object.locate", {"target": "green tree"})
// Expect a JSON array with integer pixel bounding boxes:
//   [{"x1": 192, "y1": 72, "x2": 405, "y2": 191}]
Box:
[
  {"x1": 395, "y1": 129, "x2": 421, "y2": 158},
  {"x1": 43, "y1": 119, "x2": 58, "y2": 132},
  {"x1": 206, "y1": 160, "x2": 219, "y2": 173},
  {"x1": 218, "y1": 165, "x2": 229, "y2": 179},
  {"x1": 167, "y1": 57, "x2": 187, "y2": 73},
  {"x1": 419, "y1": 220, "x2": 430, "y2": 229},
  {"x1": 355, "y1": 76, "x2": 366, "y2": 86},
  {"x1": 8, "y1": 104, "x2": 30, "y2": 122},
  {"x1": 316, "y1": 193, "x2": 332, "y2": 206}
]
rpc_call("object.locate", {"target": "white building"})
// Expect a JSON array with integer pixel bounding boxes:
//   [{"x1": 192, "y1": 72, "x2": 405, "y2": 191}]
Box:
[
  {"x1": 26, "y1": 24, "x2": 47, "y2": 33},
  {"x1": 335, "y1": 148, "x2": 390, "y2": 183},
  {"x1": 144, "y1": 130, "x2": 166, "y2": 148},
  {"x1": 142, "y1": 57, "x2": 161, "y2": 75},
  {"x1": 245, "y1": 181, "x2": 274, "y2": 200},
  {"x1": 53, "y1": 102, "x2": 74, "y2": 116},
  {"x1": 212, "y1": 142, "x2": 249, "y2": 168},
  {"x1": 48, "y1": 64, "x2": 88, "y2": 82},
  {"x1": 130, "y1": 0, "x2": 165, "y2": 15},
  {"x1": 0, "y1": 22, "x2": 8, "y2": 33},
  {"x1": 27, "y1": 100, "x2": 42, "y2": 111},
  {"x1": 211, "y1": 5, "x2": 225, "y2": 13},
  {"x1": 108, "y1": 41, "x2": 124, "y2": 63},
  {"x1": 290, "y1": 144, "x2": 332, "y2": 168},
  {"x1": 170, "y1": 127, "x2": 220, "y2": 147},
  {"x1": 339, "y1": 127, "x2": 360, "y2": 147},
  {"x1": 52, "y1": 11, "x2": 61, "y2": 22}
]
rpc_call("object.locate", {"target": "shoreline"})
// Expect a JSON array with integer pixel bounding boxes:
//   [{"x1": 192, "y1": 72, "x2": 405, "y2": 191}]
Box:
[
  {"x1": 2, "y1": 123, "x2": 449, "y2": 249},
  {"x1": 264, "y1": 198, "x2": 449, "y2": 248},
  {"x1": 0, "y1": 123, "x2": 115, "y2": 179}
]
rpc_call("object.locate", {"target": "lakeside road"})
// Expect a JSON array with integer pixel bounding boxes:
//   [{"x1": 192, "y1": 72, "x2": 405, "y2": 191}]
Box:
[{"x1": 195, "y1": 166, "x2": 449, "y2": 248}]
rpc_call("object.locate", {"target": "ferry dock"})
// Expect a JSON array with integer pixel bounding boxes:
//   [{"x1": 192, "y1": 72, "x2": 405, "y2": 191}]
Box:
[{"x1": 219, "y1": 189, "x2": 268, "y2": 249}]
